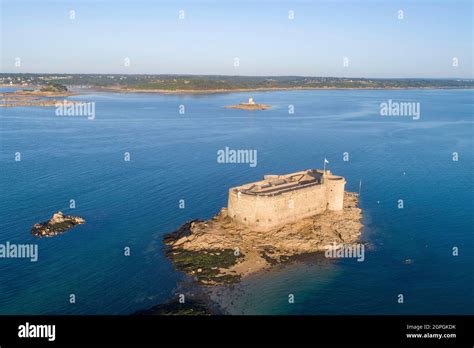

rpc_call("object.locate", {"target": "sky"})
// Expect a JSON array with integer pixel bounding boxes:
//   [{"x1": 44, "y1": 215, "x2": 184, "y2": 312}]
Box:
[{"x1": 0, "y1": 0, "x2": 472, "y2": 78}]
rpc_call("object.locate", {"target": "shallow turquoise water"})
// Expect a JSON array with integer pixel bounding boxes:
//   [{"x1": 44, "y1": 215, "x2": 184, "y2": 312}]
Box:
[{"x1": 0, "y1": 89, "x2": 472, "y2": 314}]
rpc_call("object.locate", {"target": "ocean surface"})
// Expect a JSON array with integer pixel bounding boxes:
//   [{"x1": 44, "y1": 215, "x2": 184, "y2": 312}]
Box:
[{"x1": 0, "y1": 89, "x2": 472, "y2": 315}]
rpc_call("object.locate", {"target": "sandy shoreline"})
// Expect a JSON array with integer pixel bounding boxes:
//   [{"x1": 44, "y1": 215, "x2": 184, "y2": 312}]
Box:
[
  {"x1": 2, "y1": 84, "x2": 472, "y2": 97},
  {"x1": 201, "y1": 255, "x2": 317, "y2": 314},
  {"x1": 86, "y1": 85, "x2": 474, "y2": 95}
]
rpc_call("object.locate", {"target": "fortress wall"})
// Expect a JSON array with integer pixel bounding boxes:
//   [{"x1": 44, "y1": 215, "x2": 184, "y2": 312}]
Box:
[
  {"x1": 325, "y1": 176, "x2": 346, "y2": 211},
  {"x1": 268, "y1": 185, "x2": 327, "y2": 228},
  {"x1": 228, "y1": 184, "x2": 328, "y2": 231},
  {"x1": 227, "y1": 190, "x2": 259, "y2": 226},
  {"x1": 254, "y1": 195, "x2": 286, "y2": 229}
]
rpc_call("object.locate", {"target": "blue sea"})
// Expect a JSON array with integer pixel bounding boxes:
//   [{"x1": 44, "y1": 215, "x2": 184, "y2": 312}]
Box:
[{"x1": 0, "y1": 89, "x2": 472, "y2": 314}]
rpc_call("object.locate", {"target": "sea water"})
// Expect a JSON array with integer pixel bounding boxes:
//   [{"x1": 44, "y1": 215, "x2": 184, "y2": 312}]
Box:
[{"x1": 0, "y1": 89, "x2": 472, "y2": 314}]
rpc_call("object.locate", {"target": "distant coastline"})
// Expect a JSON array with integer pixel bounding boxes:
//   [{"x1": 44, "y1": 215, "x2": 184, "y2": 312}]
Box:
[
  {"x1": 2, "y1": 76, "x2": 472, "y2": 108},
  {"x1": 4, "y1": 84, "x2": 474, "y2": 99},
  {"x1": 2, "y1": 84, "x2": 473, "y2": 96},
  {"x1": 1, "y1": 74, "x2": 473, "y2": 96},
  {"x1": 87, "y1": 85, "x2": 474, "y2": 95}
]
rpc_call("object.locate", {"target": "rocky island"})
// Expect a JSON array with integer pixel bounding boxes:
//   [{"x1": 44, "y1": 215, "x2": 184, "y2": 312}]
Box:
[
  {"x1": 225, "y1": 97, "x2": 271, "y2": 110},
  {"x1": 31, "y1": 211, "x2": 85, "y2": 238},
  {"x1": 1, "y1": 83, "x2": 75, "y2": 107},
  {"x1": 164, "y1": 169, "x2": 363, "y2": 287}
]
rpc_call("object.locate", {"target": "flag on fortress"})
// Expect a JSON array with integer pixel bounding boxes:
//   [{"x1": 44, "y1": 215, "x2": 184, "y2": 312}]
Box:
[{"x1": 324, "y1": 158, "x2": 329, "y2": 164}]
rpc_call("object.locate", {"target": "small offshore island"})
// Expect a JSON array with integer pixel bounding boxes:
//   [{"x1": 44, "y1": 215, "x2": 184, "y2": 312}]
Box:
[
  {"x1": 225, "y1": 97, "x2": 271, "y2": 110},
  {"x1": 31, "y1": 211, "x2": 85, "y2": 238},
  {"x1": 164, "y1": 169, "x2": 363, "y2": 301}
]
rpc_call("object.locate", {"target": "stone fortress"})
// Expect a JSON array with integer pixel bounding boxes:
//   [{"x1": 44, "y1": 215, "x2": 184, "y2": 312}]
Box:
[
  {"x1": 227, "y1": 169, "x2": 346, "y2": 231},
  {"x1": 165, "y1": 168, "x2": 362, "y2": 286}
]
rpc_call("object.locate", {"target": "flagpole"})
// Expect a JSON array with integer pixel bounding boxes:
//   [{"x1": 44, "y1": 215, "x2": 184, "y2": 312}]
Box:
[{"x1": 323, "y1": 159, "x2": 326, "y2": 174}]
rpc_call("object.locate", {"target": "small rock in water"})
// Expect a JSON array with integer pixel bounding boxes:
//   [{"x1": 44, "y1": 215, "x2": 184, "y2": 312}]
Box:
[{"x1": 31, "y1": 211, "x2": 85, "y2": 238}]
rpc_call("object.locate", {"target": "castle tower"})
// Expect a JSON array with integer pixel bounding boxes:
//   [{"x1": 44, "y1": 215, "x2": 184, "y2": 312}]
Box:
[{"x1": 324, "y1": 174, "x2": 346, "y2": 211}]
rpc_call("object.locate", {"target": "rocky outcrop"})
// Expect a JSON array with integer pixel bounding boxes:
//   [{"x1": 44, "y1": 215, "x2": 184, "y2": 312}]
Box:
[
  {"x1": 224, "y1": 103, "x2": 271, "y2": 110},
  {"x1": 0, "y1": 89, "x2": 74, "y2": 107},
  {"x1": 134, "y1": 297, "x2": 215, "y2": 316},
  {"x1": 164, "y1": 192, "x2": 363, "y2": 285},
  {"x1": 31, "y1": 211, "x2": 85, "y2": 238}
]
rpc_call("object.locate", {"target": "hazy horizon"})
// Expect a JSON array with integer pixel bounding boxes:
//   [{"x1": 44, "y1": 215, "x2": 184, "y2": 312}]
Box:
[{"x1": 1, "y1": 0, "x2": 473, "y2": 78}]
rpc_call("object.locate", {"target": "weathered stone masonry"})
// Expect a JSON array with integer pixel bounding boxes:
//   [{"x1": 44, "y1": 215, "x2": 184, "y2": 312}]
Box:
[{"x1": 227, "y1": 169, "x2": 346, "y2": 231}]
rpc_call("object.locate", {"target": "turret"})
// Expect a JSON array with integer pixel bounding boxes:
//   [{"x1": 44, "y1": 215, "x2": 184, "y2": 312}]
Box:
[{"x1": 325, "y1": 174, "x2": 346, "y2": 211}]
